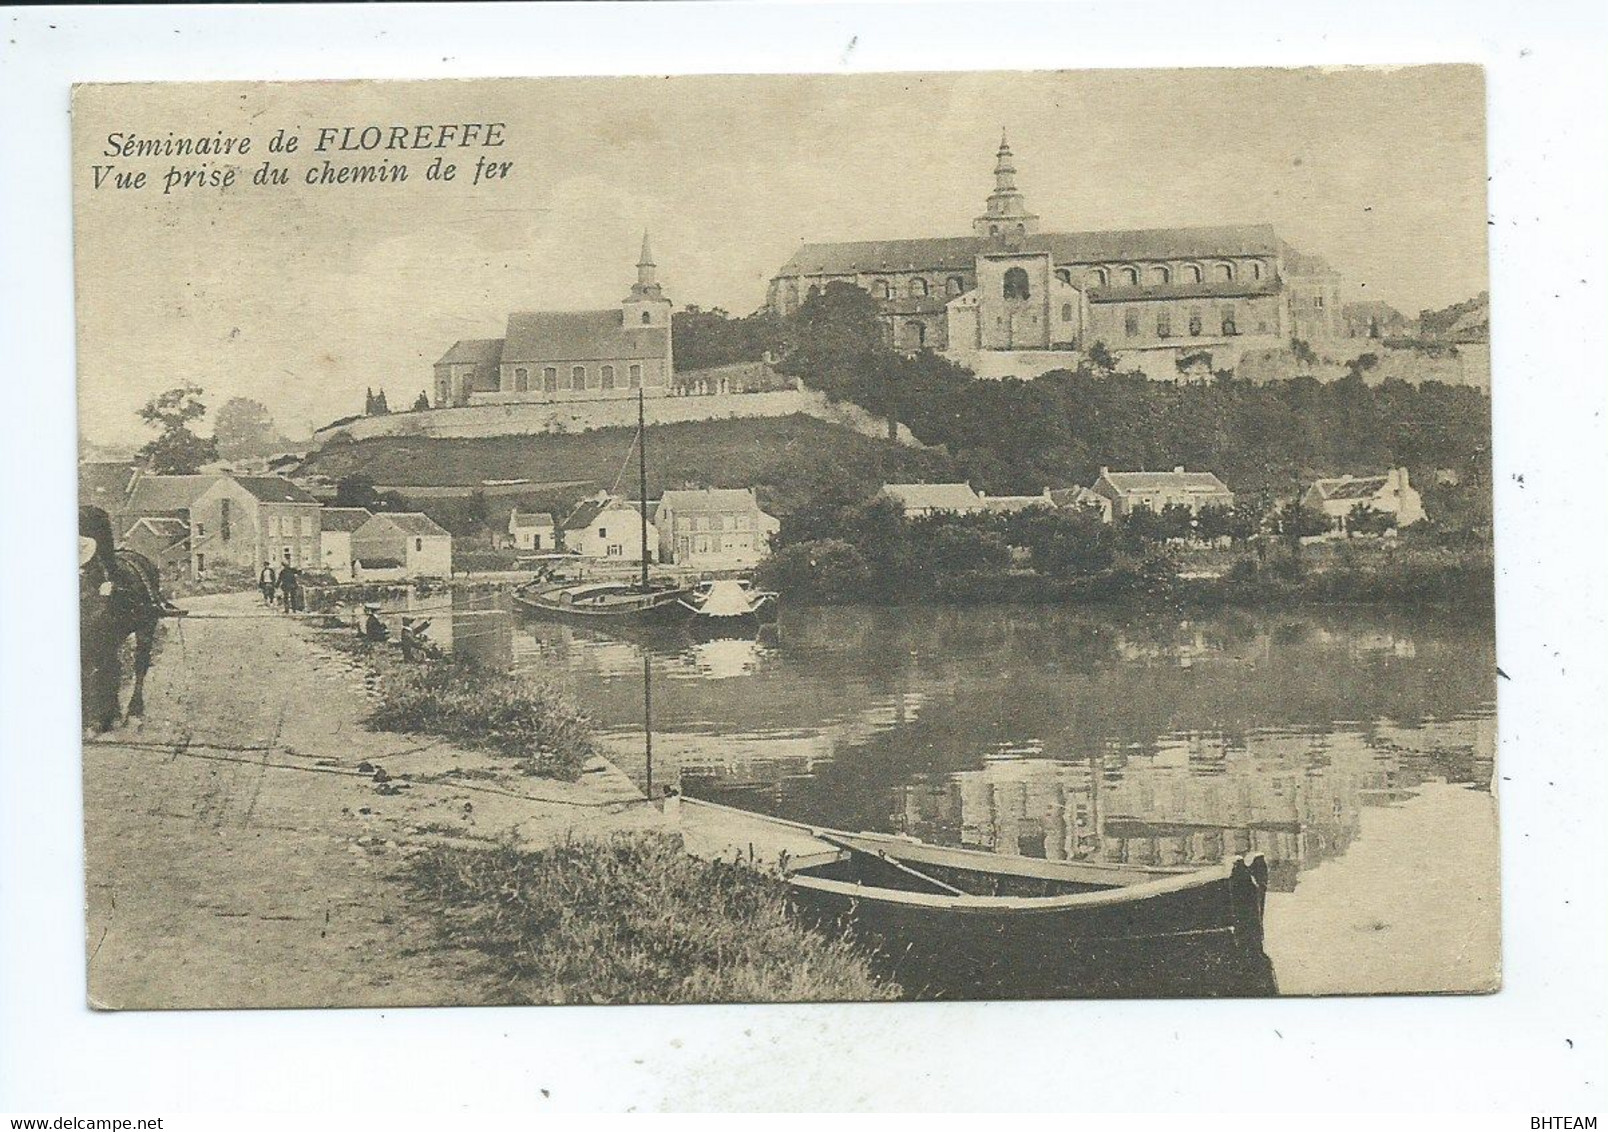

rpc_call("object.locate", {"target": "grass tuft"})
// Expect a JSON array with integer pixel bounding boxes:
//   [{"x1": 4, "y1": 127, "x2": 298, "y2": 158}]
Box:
[{"x1": 404, "y1": 833, "x2": 899, "y2": 1005}]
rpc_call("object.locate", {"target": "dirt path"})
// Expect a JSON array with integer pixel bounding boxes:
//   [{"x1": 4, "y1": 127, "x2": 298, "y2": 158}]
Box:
[{"x1": 83, "y1": 589, "x2": 662, "y2": 1010}]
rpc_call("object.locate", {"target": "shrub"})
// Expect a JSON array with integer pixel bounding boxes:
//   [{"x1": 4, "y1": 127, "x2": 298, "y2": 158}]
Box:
[{"x1": 405, "y1": 833, "x2": 898, "y2": 1004}]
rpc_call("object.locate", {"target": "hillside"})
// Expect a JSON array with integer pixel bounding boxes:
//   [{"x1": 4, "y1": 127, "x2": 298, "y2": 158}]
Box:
[{"x1": 298, "y1": 413, "x2": 956, "y2": 518}]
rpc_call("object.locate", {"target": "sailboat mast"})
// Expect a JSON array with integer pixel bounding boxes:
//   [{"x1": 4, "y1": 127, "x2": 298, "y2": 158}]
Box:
[{"x1": 638, "y1": 384, "x2": 650, "y2": 592}]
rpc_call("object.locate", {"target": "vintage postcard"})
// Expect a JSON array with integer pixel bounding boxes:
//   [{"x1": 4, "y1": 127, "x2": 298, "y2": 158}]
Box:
[{"x1": 74, "y1": 67, "x2": 1496, "y2": 1009}]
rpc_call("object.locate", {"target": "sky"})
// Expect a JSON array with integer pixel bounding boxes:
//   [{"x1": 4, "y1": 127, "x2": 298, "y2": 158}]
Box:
[{"x1": 73, "y1": 66, "x2": 1488, "y2": 447}]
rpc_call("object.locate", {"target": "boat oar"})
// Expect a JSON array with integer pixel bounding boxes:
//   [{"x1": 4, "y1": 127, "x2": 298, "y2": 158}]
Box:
[{"x1": 810, "y1": 831, "x2": 967, "y2": 897}]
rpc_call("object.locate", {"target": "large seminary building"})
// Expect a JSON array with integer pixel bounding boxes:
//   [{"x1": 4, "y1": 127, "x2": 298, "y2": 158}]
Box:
[
  {"x1": 433, "y1": 234, "x2": 674, "y2": 408},
  {"x1": 766, "y1": 135, "x2": 1344, "y2": 379}
]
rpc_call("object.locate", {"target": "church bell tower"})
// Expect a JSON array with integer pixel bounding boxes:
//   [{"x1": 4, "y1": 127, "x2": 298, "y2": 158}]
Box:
[
  {"x1": 973, "y1": 131, "x2": 1040, "y2": 243},
  {"x1": 622, "y1": 231, "x2": 672, "y2": 329}
]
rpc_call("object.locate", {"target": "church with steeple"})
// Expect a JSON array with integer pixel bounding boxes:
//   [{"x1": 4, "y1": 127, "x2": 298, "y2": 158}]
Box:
[
  {"x1": 432, "y1": 233, "x2": 676, "y2": 407},
  {"x1": 768, "y1": 134, "x2": 1344, "y2": 379}
]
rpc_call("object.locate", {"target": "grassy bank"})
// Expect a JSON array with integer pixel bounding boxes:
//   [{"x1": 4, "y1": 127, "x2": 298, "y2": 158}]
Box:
[
  {"x1": 330, "y1": 634, "x2": 595, "y2": 780},
  {"x1": 404, "y1": 833, "x2": 899, "y2": 1004}
]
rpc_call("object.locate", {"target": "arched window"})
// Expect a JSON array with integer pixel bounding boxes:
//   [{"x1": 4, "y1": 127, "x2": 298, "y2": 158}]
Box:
[
  {"x1": 543, "y1": 367, "x2": 558, "y2": 393},
  {"x1": 1221, "y1": 307, "x2": 1237, "y2": 336},
  {"x1": 1214, "y1": 262, "x2": 1234, "y2": 282},
  {"x1": 628, "y1": 364, "x2": 642, "y2": 388},
  {"x1": 571, "y1": 365, "x2": 586, "y2": 390},
  {"x1": 601, "y1": 365, "x2": 615, "y2": 389},
  {"x1": 1182, "y1": 264, "x2": 1203, "y2": 284},
  {"x1": 514, "y1": 367, "x2": 529, "y2": 392},
  {"x1": 1124, "y1": 308, "x2": 1140, "y2": 337},
  {"x1": 1015, "y1": 224, "x2": 1026, "y2": 236},
  {"x1": 1003, "y1": 267, "x2": 1031, "y2": 301},
  {"x1": 873, "y1": 280, "x2": 891, "y2": 300},
  {"x1": 946, "y1": 276, "x2": 965, "y2": 296},
  {"x1": 1061, "y1": 303, "x2": 1074, "y2": 322},
  {"x1": 641, "y1": 311, "x2": 652, "y2": 325},
  {"x1": 990, "y1": 224, "x2": 1000, "y2": 236},
  {"x1": 1055, "y1": 269, "x2": 1072, "y2": 285},
  {"x1": 1149, "y1": 265, "x2": 1171, "y2": 285},
  {"x1": 784, "y1": 281, "x2": 799, "y2": 307},
  {"x1": 905, "y1": 320, "x2": 926, "y2": 349},
  {"x1": 909, "y1": 277, "x2": 929, "y2": 298},
  {"x1": 1188, "y1": 308, "x2": 1203, "y2": 337},
  {"x1": 806, "y1": 284, "x2": 821, "y2": 300},
  {"x1": 1119, "y1": 266, "x2": 1139, "y2": 286},
  {"x1": 1091, "y1": 267, "x2": 1109, "y2": 287},
  {"x1": 1157, "y1": 311, "x2": 1172, "y2": 338}
]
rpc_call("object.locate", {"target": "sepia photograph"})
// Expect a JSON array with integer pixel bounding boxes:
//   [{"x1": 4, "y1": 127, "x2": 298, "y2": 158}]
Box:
[{"x1": 69, "y1": 66, "x2": 1501, "y2": 1011}]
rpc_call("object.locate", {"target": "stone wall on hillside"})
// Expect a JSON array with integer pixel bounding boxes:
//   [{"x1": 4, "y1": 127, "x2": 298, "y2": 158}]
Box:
[
  {"x1": 1236, "y1": 342, "x2": 1490, "y2": 390},
  {"x1": 314, "y1": 385, "x2": 923, "y2": 447}
]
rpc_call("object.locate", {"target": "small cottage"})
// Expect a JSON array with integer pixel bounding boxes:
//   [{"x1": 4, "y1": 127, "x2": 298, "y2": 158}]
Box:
[
  {"x1": 351, "y1": 512, "x2": 453, "y2": 579},
  {"x1": 1091, "y1": 467, "x2": 1235, "y2": 518},
  {"x1": 1303, "y1": 468, "x2": 1426, "y2": 530},
  {"x1": 880, "y1": 482, "x2": 986, "y2": 518},
  {"x1": 508, "y1": 508, "x2": 557, "y2": 552},
  {"x1": 559, "y1": 493, "x2": 658, "y2": 562},
  {"x1": 318, "y1": 507, "x2": 374, "y2": 580}
]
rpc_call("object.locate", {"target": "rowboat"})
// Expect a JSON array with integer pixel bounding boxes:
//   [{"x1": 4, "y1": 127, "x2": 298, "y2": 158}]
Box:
[
  {"x1": 672, "y1": 794, "x2": 1274, "y2": 999},
  {"x1": 677, "y1": 578, "x2": 779, "y2": 633}
]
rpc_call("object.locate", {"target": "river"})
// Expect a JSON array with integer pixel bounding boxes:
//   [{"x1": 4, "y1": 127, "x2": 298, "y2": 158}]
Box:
[{"x1": 372, "y1": 590, "x2": 1500, "y2": 997}]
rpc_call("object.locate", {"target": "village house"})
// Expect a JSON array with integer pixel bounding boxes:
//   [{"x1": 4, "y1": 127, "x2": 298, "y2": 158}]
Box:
[
  {"x1": 188, "y1": 475, "x2": 323, "y2": 578},
  {"x1": 1046, "y1": 485, "x2": 1115, "y2": 523},
  {"x1": 317, "y1": 507, "x2": 374, "y2": 580},
  {"x1": 655, "y1": 488, "x2": 780, "y2": 569},
  {"x1": 881, "y1": 482, "x2": 987, "y2": 518},
  {"x1": 1091, "y1": 467, "x2": 1235, "y2": 518},
  {"x1": 350, "y1": 512, "x2": 454, "y2": 580},
  {"x1": 508, "y1": 508, "x2": 557, "y2": 552},
  {"x1": 119, "y1": 516, "x2": 192, "y2": 579},
  {"x1": 559, "y1": 494, "x2": 659, "y2": 562},
  {"x1": 1303, "y1": 468, "x2": 1425, "y2": 531}
]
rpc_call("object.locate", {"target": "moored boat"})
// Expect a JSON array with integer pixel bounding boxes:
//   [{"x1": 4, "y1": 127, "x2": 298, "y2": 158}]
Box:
[
  {"x1": 672, "y1": 793, "x2": 1274, "y2": 999},
  {"x1": 512, "y1": 578, "x2": 694, "y2": 624},
  {"x1": 677, "y1": 578, "x2": 779, "y2": 633}
]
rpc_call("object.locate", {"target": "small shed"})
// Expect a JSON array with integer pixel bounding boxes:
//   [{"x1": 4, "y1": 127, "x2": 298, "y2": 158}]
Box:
[{"x1": 351, "y1": 512, "x2": 453, "y2": 578}]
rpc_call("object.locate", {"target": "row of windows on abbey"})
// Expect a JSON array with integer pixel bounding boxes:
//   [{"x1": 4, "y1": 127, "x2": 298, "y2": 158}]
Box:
[{"x1": 504, "y1": 362, "x2": 655, "y2": 394}]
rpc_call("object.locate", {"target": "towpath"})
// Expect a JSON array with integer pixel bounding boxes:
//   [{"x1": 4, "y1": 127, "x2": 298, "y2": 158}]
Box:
[{"x1": 83, "y1": 589, "x2": 659, "y2": 1010}]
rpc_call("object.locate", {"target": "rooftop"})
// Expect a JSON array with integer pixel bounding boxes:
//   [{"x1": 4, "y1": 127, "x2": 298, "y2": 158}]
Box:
[
  {"x1": 1097, "y1": 469, "x2": 1232, "y2": 494},
  {"x1": 777, "y1": 225, "x2": 1284, "y2": 277},
  {"x1": 318, "y1": 507, "x2": 375, "y2": 532},
  {"x1": 361, "y1": 512, "x2": 450, "y2": 538},
  {"x1": 125, "y1": 474, "x2": 222, "y2": 515},
  {"x1": 436, "y1": 338, "x2": 506, "y2": 367},
  {"x1": 881, "y1": 482, "x2": 985, "y2": 512},
  {"x1": 659, "y1": 488, "x2": 762, "y2": 512},
  {"x1": 504, "y1": 309, "x2": 666, "y2": 364},
  {"x1": 232, "y1": 475, "x2": 320, "y2": 505}
]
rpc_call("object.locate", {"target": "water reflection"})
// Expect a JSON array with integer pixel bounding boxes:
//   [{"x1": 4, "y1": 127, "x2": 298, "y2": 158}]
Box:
[{"x1": 386, "y1": 592, "x2": 1494, "y2": 898}]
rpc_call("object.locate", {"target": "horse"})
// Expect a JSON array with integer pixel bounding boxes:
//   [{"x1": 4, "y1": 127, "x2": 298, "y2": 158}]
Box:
[{"x1": 79, "y1": 505, "x2": 176, "y2": 732}]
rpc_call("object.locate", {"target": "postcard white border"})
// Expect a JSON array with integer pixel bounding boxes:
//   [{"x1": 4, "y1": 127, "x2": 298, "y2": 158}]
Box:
[{"x1": 2, "y1": 0, "x2": 1605, "y2": 1114}]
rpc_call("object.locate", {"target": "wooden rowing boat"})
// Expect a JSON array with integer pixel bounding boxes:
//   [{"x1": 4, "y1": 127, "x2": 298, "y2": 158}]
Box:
[{"x1": 673, "y1": 794, "x2": 1275, "y2": 998}]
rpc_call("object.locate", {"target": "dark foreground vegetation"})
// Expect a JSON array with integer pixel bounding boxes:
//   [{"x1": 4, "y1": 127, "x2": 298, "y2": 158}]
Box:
[
  {"x1": 332, "y1": 634, "x2": 596, "y2": 780},
  {"x1": 404, "y1": 834, "x2": 898, "y2": 1005}
]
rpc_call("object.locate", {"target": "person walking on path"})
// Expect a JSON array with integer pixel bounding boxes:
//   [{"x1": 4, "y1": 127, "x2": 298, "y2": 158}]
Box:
[
  {"x1": 277, "y1": 559, "x2": 301, "y2": 613},
  {"x1": 259, "y1": 562, "x2": 277, "y2": 606}
]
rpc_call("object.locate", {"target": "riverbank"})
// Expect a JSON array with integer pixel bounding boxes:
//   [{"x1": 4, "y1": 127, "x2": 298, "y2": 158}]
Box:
[{"x1": 83, "y1": 590, "x2": 888, "y2": 1008}]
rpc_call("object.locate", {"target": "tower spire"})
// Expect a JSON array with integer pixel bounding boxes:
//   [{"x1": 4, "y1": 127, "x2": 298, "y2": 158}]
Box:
[{"x1": 974, "y1": 130, "x2": 1039, "y2": 240}]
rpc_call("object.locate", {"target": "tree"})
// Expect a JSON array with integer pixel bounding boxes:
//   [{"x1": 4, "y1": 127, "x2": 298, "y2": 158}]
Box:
[
  {"x1": 413, "y1": 390, "x2": 431, "y2": 411},
  {"x1": 137, "y1": 384, "x2": 217, "y2": 473},
  {"x1": 213, "y1": 397, "x2": 280, "y2": 459},
  {"x1": 334, "y1": 474, "x2": 403, "y2": 512},
  {"x1": 1346, "y1": 502, "x2": 1396, "y2": 537},
  {"x1": 1086, "y1": 340, "x2": 1116, "y2": 373}
]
